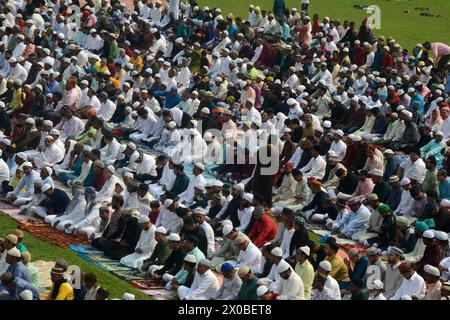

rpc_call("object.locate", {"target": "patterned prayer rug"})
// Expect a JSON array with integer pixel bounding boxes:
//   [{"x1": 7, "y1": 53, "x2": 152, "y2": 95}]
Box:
[
  {"x1": 128, "y1": 278, "x2": 165, "y2": 290},
  {"x1": 16, "y1": 219, "x2": 91, "y2": 248}
]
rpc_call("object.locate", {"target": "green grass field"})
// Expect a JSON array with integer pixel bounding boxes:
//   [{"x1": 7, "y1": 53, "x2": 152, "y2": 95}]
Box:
[
  {"x1": 198, "y1": 0, "x2": 450, "y2": 50},
  {"x1": 0, "y1": 214, "x2": 149, "y2": 300}
]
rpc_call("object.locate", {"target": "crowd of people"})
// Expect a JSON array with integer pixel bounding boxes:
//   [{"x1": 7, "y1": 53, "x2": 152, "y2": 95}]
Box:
[{"x1": 0, "y1": 0, "x2": 450, "y2": 300}]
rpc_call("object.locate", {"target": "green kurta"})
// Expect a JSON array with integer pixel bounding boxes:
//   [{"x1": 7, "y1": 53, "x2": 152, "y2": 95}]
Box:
[
  {"x1": 145, "y1": 239, "x2": 172, "y2": 266},
  {"x1": 422, "y1": 169, "x2": 439, "y2": 194},
  {"x1": 27, "y1": 263, "x2": 40, "y2": 288},
  {"x1": 170, "y1": 173, "x2": 190, "y2": 196},
  {"x1": 237, "y1": 276, "x2": 258, "y2": 300}
]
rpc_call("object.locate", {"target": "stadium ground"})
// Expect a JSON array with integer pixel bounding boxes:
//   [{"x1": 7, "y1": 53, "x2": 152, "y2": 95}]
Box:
[{"x1": 198, "y1": 0, "x2": 450, "y2": 50}]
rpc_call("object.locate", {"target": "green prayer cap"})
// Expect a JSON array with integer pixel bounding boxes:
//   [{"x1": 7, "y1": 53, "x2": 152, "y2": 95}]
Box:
[
  {"x1": 378, "y1": 204, "x2": 391, "y2": 214},
  {"x1": 414, "y1": 221, "x2": 429, "y2": 233}
]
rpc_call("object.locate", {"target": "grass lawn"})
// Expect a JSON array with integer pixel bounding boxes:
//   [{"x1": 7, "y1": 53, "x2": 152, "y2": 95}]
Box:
[
  {"x1": 0, "y1": 213, "x2": 149, "y2": 300},
  {"x1": 197, "y1": 0, "x2": 450, "y2": 50}
]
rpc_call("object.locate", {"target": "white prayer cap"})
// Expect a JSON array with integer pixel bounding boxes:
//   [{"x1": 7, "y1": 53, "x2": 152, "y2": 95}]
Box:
[
  {"x1": 276, "y1": 260, "x2": 290, "y2": 273},
  {"x1": 298, "y1": 246, "x2": 310, "y2": 256},
  {"x1": 270, "y1": 247, "x2": 283, "y2": 257},
  {"x1": 20, "y1": 290, "x2": 33, "y2": 300},
  {"x1": 383, "y1": 149, "x2": 394, "y2": 155},
  {"x1": 153, "y1": 105, "x2": 161, "y2": 113},
  {"x1": 198, "y1": 259, "x2": 211, "y2": 267},
  {"x1": 22, "y1": 161, "x2": 33, "y2": 169},
  {"x1": 221, "y1": 219, "x2": 232, "y2": 226},
  {"x1": 201, "y1": 107, "x2": 210, "y2": 114},
  {"x1": 212, "y1": 180, "x2": 224, "y2": 187},
  {"x1": 25, "y1": 118, "x2": 35, "y2": 125},
  {"x1": 397, "y1": 89, "x2": 405, "y2": 96},
  {"x1": 137, "y1": 215, "x2": 150, "y2": 224},
  {"x1": 7, "y1": 247, "x2": 21, "y2": 258},
  {"x1": 408, "y1": 87, "x2": 415, "y2": 93},
  {"x1": 434, "y1": 231, "x2": 448, "y2": 241},
  {"x1": 334, "y1": 129, "x2": 344, "y2": 137},
  {"x1": 168, "y1": 233, "x2": 181, "y2": 242},
  {"x1": 435, "y1": 131, "x2": 444, "y2": 137},
  {"x1": 222, "y1": 224, "x2": 233, "y2": 236},
  {"x1": 243, "y1": 192, "x2": 253, "y2": 203},
  {"x1": 423, "y1": 230, "x2": 435, "y2": 239},
  {"x1": 194, "y1": 163, "x2": 205, "y2": 171},
  {"x1": 106, "y1": 165, "x2": 115, "y2": 174},
  {"x1": 123, "y1": 172, "x2": 134, "y2": 179},
  {"x1": 319, "y1": 260, "x2": 332, "y2": 272},
  {"x1": 400, "y1": 178, "x2": 411, "y2": 186},
  {"x1": 402, "y1": 110, "x2": 414, "y2": 119},
  {"x1": 50, "y1": 129, "x2": 60, "y2": 135},
  {"x1": 126, "y1": 142, "x2": 137, "y2": 150},
  {"x1": 287, "y1": 98, "x2": 297, "y2": 106},
  {"x1": 41, "y1": 183, "x2": 52, "y2": 192},
  {"x1": 440, "y1": 200, "x2": 450, "y2": 210},
  {"x1": 204, "y1": 132, "x2": 213, "y2": 142},
  {"x1": 16, "y1": 153, "x2": 27, "y2": 160},
  {"x1": 155, "y1": 226, "x2": 167, "y2": 234},
  {"x1": 424, "y1": 264, "x2": 440, "y2": 277},
  {"x1": 164, "y1": 199, "x2": 173, "y2": 207},
  {"x1": 43, "y1": 167, "x2": 53, "y2": 176},
  {"x1": 184, "y1": 254, "x2": 196, "y2": 264},
  {"x1": 369, "y1": 169, "x2": 383, "y2": 177},
  {"x1": 194, "y1": 208, "x2": 206, "y2": 215},
  {"x1": 257, "y1": 286, "x2": 269, "y2": 296},
  {"x1": 0, "y1": 101, "x2": 5, "y2": 109},
  {"x1": 371, "y1": 279, "x2": 384, "y2": 290},
  {"x1": 122, "y1": 293, "x2": 135, "y2": 300},
  {"x1": 323, "y1": 120, "x2": 332, "y2": 128}
]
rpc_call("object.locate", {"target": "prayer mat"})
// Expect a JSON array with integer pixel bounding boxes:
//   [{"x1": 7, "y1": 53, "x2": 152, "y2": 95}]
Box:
[
  {"x1": 139, "y1": 288, "x2": 177, "y2": 300},
  {"x1": 111, "y1": 269, "x2": 146, "y2": 281},
  {"x1": 16, "y1": 219, "x2": 91, "y2": 248},
  {"x1": 128, "y1": 278, "x2": 165, "y2": 290},
  {"x1": 33, "y1": 260, "x2": 56, "y2": 289},
  {"x1": 68, "y1": 244, "x2": 103, "y2": 255},
  {"x1": 70, "y1": 246, "x2": 148, "y2": 281}
]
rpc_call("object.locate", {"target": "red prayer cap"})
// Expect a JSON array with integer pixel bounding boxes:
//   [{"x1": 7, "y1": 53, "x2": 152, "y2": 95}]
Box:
[{"x1": 398, "y1": 262, "x2": 412, "y2": 273}]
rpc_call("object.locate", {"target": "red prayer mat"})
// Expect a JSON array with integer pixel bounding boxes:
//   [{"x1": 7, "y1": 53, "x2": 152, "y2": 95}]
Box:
[
  {"x1": 128, "y1": 279, "x2": 165, "y2": 290},
  {"x1": 17, "y1": 219, "x2": 91, "y2": 248}
]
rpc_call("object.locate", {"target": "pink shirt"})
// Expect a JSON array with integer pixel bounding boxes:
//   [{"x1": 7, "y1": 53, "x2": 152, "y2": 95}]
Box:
[
  {"x1": 352, "y1": 178, "x2": 375, "y2": 201},
  {"x1": 431, "y1": 43, "x2": 450, "y2": 64}
]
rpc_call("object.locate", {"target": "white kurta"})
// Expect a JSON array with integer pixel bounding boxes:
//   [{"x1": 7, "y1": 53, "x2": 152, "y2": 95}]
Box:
[
  {"x1": 120, "y1": 225, "x2": 157, "y2": 268},
  {"x1": 199, "y1": 221, "x2": 215, "y2": 256},
  {"x1": 96, "y1": 175, "x2": 122, "y2": 203},
  {"x1": 237, "y1": 242, "x2": 262, "y2": 273},
  {"x1": 155, "y1": 206, "x2": 183, "y2": 234},
  {"x1": 177, "y1": 269, "x2": 220, "y2": 300},
  {"x1": 178, "y1": 174, "x2": 206, "y2": 205},
  {"x1": 33, "y1": 144, "x2": 65, "y2": 169},
  {"x1": 390, "y1": 272, "x2": 426, "y2": 300},
  {"x1": 276, "y1": 269, "x2": 305, "y2": 300}
]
